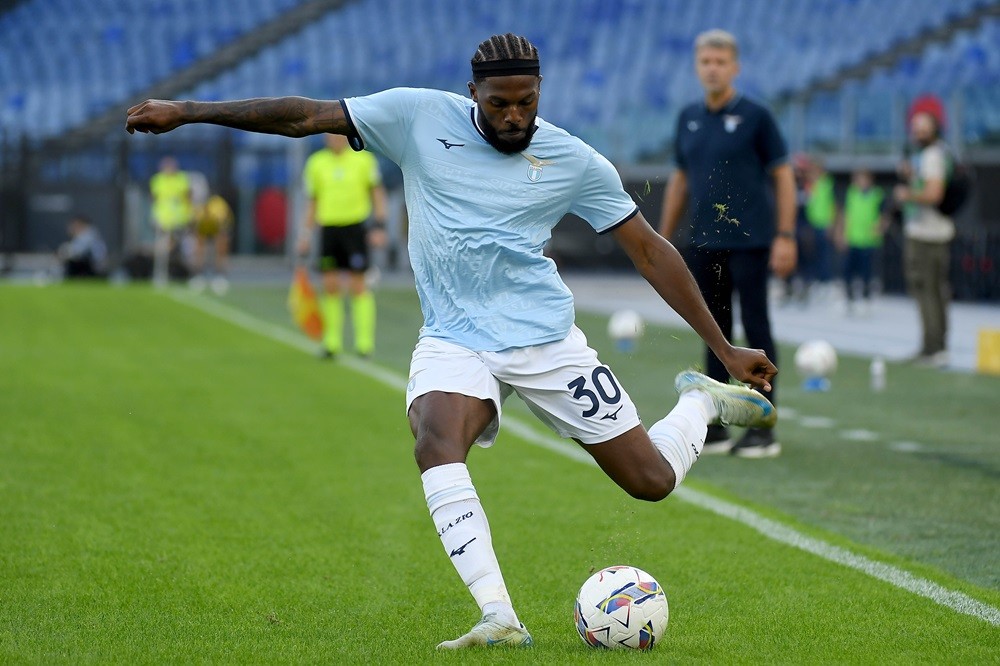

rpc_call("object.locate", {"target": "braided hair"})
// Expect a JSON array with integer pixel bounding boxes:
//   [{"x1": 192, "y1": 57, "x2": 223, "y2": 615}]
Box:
[{"x1": 471, "y1": 33, "x2": 539, "y2": 82}]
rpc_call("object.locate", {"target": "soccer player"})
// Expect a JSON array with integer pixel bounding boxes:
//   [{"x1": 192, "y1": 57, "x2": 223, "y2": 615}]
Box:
[
  {"x1": 126, "y1": 33, "x2": 778, "y2": 649},
  {"x1": 297, "y1": 133, "x2": 388, "y2": 358}
]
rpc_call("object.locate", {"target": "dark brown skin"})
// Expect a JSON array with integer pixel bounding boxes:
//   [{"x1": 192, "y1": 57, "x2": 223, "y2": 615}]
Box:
[
  {"x1": 125, "y1": 84, "x2": 777, "y2": 502},
  {"x1": 126, "y1": 97, "x2": 351, "y2": 137},
  {"x1": 468, "y1": 74, "x2": 540, "y2": 149}
]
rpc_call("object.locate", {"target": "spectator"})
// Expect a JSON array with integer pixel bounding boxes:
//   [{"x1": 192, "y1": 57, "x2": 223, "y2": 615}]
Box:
[
  {"x1": 659, "y1": 29, "x2": 796, "y2": 458},
  {"x1": 837, "y1": 168, "x2": 886, "y2": 316},
  {"x1": 58, "y1": 214, "x2": 107, "y2": 279},
  {"x1": 804, "y1": 157, "x2": 838, "y2": 299},
  {"x1": 190, "y1": 191, "x2": 234, "y2": 295},
  {"x1": 894, "y1": 96, "x2": 954, "y2": 368}
]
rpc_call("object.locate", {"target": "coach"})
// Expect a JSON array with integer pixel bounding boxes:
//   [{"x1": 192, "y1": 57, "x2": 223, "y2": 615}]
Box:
[{"x1": 659, "y1": 29, "x2": 796, "y2": 458}]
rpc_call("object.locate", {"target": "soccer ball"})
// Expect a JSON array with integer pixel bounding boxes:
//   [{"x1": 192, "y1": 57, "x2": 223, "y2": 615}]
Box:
[
  {"x1": 607, "y1": 310, "x2": 645, "y2": 352},
  {"x1": 574, "y1": 565, "x2": 669, "y2": 650},
  {"x1": 794, "y1": 340, "x2": 838, "y2": 378}
]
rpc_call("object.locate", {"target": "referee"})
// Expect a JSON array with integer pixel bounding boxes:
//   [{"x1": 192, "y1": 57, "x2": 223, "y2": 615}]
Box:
[
  {"x1": 298, "y1": 133, "x2": 388, "y2": 358},
  {"x1": 659, "y1": 29, "x2": 796, "y2": 458}
]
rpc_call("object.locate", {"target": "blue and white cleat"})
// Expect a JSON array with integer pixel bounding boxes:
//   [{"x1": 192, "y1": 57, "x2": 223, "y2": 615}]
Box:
[
  {"x1": 436, "y1": 613, "x2": 534, "y2": 649},
  {"x1": 674, "y1": 370, "x2": 776, "y2": 429}
]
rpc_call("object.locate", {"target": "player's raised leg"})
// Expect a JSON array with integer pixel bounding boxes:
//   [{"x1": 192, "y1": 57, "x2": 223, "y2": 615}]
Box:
[
  {"x1": 409, "y1": 390, "x2": 533, "y2": 649},
  {"x1": 584, "y1": 370, "x2": 776, "y2": 498}
]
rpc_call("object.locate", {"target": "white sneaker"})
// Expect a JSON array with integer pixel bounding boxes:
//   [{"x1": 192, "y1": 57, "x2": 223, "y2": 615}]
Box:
[
  {"x1": 912, "y1": 351, "x2": 948, "y2": 368},
  {"x1": 436, "y1": 613, "x2": 533, "y2": 649},
  {"x1": 674, "y1": 370, "x2": 776, "y2": 429}
]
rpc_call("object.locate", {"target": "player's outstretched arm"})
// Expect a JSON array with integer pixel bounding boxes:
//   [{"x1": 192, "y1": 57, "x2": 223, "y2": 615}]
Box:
[
  {"x1": 612, "y1": 213, "x2": 777, "y2": 391},
  {"x1": 125, "y1": 97, "x2": 351, "y2": 138}
]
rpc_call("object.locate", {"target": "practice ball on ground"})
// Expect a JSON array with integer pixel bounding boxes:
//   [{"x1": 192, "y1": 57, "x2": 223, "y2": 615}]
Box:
[
  {"x1": 575, "y1": 565, "x2": 668, "y2": 650},
  {"x1": 794, "y1": 339, "x2": 838, "y2": 378},
  {"x1": 608, "y1": 309, "x2": 645, "y2": 342}
]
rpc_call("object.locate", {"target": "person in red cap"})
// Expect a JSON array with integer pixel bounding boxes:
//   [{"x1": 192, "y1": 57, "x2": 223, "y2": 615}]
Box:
[{"x1": 894, "y1": 94, "x2": 954, "y2": 367}]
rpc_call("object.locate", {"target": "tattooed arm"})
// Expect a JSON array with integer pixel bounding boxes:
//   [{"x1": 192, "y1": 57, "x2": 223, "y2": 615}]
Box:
[{"x1": 125, "y1": 97, "x2": 350, "y2": 138}]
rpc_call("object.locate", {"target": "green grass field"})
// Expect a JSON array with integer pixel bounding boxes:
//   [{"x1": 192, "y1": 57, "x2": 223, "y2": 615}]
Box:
[{"x1": 2, "y1": 282, "x2": 998, "y2": 663}]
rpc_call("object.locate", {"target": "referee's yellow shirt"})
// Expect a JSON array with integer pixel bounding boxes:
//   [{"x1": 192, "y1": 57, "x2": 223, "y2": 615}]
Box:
[
  {"x1": 303, "y1": 148, "x2": 381, "y2": 226},
  {"x1": 150, "y1": 170, "x2": 191, "y2": 230}
]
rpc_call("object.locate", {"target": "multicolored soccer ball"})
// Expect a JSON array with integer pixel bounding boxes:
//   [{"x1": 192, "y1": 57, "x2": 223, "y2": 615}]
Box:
[{"x1": 574, "y1": 565, "x2": 668, "y2": 650}]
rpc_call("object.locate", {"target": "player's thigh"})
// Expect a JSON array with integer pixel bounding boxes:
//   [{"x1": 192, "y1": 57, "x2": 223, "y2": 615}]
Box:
[
  {"x1": 580, "y1": 425, "x2": 675, "y2": 502},
  {"x1": 488, "y1": 326, "x2": 640, "y2": 445},
  {"x1": 408, "y1": 391, "x2": 497, "y2": 471},
  {"x1": 406, "y1": 337, "x2": 509, "y2": 466}
]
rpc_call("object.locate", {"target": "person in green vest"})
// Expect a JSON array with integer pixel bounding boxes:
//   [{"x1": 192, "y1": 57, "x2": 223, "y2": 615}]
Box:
[
  {"x1": 836, "y1": 168, "x2": 886, "y2": 316},
  {"x1": 804, "y1": 158, "x2": 837, "y2": 296},
  {"x1": 149, "y1": 155, "x2": 193, "y2": 284},
  {"x1": 297, "y1": 133, "x2": 388, "y2": 359}
]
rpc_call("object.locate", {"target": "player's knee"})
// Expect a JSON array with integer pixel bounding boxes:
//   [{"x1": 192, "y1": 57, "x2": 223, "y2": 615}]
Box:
[
  {"x1": 412, "y1": 432, "x2": 465, "y2": 471},
  {"x1": 625, "y1": 470, "x2": 674, "y2": 503}
]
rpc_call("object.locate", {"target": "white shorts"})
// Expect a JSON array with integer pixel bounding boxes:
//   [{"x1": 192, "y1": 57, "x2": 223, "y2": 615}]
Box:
[{"x1": 405, "y1": 326, "x2": 641, "y2": 447}]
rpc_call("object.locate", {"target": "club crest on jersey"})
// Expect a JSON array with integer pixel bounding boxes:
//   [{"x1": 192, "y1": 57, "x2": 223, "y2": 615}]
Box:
[
  {"x1": 521, "y1": 153, "x2": 555, "y2": 182},
  {"x1": 723, "y1": 114, "x2": 743, "y2": 133}
]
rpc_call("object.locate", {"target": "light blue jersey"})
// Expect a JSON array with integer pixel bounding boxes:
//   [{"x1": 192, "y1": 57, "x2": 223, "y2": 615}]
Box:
[{"x1": 342, "y1": 88, "x2": 638, "y2": 351}]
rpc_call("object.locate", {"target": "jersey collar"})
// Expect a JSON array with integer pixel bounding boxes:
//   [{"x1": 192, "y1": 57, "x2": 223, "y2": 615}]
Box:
[{"x1": 703, "y1": 92, "x2": 742, "y2": 114}]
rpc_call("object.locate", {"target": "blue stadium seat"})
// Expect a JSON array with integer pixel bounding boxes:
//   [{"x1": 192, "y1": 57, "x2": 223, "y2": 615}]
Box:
[{"x1": 3, "y1": 0, "x2": 997, "y2": 157}]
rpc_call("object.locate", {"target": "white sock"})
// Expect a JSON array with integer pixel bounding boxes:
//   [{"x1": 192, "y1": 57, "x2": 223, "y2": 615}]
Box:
[
  {"x1": 421, "y1": 463, "x2": 520, "y2": 627},
  {"x1": 648, "y1": 391, "x2": 715, "y2": 490}
]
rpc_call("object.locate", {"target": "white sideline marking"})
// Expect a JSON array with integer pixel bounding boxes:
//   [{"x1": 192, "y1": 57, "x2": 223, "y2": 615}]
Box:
[
  {"x1": 799, "y1": 415, "x2": 836, "y2": 429},
  {"x1": 890, "y1": 441, "x2": 924, "y2": 453},
  {"x1": 168, "y1": 290, "x2": 1000, "y2": 627},
  {"x1": 840, "y1": 429, "x2": 880, "y2": 442}
]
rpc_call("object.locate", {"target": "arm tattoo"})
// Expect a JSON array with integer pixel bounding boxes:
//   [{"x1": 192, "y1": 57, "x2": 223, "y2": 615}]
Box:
[{"x1": 183, "y1": 97, "x2": 351, "y2": 137}]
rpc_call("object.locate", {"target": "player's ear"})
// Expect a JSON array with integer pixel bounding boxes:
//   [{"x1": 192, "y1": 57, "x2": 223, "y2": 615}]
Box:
[
  {"x1": 536, "y1": 75, "x2": 543, "y2": 93},
  {"x1": 468, "y1": 81, "x2": 478, "y2": 102}
]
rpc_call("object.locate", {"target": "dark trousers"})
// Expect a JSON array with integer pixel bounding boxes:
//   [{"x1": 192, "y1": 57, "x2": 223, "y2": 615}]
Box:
[
  {"x1": 684, "y1": 246, "x2": 778, "y2": 406},
  {"x1": 809, "y1": 226, "x2": 835, "y2": 283},
  {"x1": 843, "y1": 247, "x2": 875, "y2": 300},
  {"x1": 904, "y1": 237, "x2": 950, "y2": 355},
  {"x1": 64, "y1": 258, "x2": 101, "y2": 279}
]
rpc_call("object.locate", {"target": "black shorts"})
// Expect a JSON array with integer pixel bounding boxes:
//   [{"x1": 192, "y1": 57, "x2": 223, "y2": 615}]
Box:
[{"x1": 318, "y1": 223, "x2": 369, "y2": 273}]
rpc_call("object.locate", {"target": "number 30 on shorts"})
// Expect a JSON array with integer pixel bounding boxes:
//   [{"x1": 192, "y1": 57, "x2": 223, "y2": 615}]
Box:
[{"x1": 567, "y1": 367, "x2": 622, "y2": 418}]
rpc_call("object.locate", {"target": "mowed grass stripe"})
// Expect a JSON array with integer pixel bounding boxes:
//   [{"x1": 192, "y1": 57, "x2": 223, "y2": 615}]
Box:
[
  {"x1": 172, "y1": 287, "x2": 1000, "y2": 627},
  {"x1": 3, "y1": 284, "x2": 998, "y2": 663}
]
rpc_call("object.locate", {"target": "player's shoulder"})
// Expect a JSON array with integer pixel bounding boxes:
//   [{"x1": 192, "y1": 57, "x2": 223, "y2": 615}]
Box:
[
  {"x1": 378, "y1": 87, "x2": 471, "y2": 112},
  {"x1": 531, "y1": 116, "x2": 597, "y2": 163}
]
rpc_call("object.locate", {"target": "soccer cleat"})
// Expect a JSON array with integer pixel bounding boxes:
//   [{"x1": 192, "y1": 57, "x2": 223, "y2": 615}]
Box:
[
  {"x1": 674, "y1": 370, "x2": 776, "y2": 429},
  {"x1": 436, "y1": 613, "x2": 534, "y2": 650},
  {"x1": 730, "y1": 427, "x2": 782, "y2": 458},
  {"x1": 702, "y1": 424, "x2": 733, "y2": 455}
]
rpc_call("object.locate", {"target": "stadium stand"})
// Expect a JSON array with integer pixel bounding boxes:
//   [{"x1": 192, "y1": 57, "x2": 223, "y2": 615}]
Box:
[
  {"x1": 2, "y1": 0, "x2": 998, "y2": 302},
  {"x1": 0, "y1": 0, "x2": 310, "y2": 141},
  {"x1": 3, "y1": 0, "x2": 999, "y2": 160}
]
